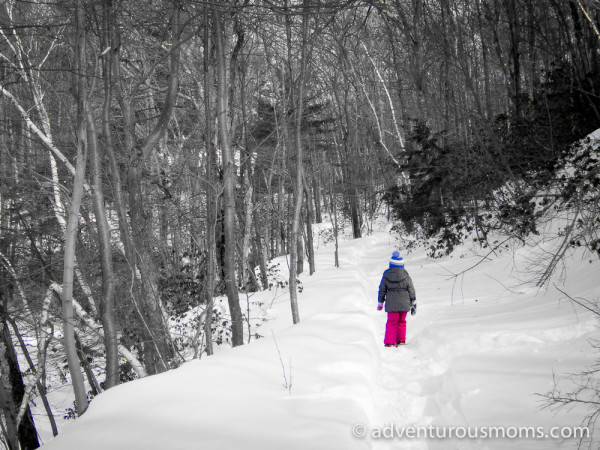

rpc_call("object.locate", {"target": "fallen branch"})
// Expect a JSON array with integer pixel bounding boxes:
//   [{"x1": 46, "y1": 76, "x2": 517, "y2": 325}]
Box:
[
  {"x1": 271, "y1": 331, "x2": 292, "y2": 395},
  {"x1": 447, "y1": 237, "x2": 512, "y2": 280},
  {"x1": 554, "y1": 284, "x2": 600, "y2": 316},
  {"x1": 51, "y1": 282, "x2": 148, "y2": 378}
]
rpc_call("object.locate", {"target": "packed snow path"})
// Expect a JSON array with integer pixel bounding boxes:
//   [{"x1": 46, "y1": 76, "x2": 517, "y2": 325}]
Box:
[{"x1": 41, "y1": 227, "x2": 597, "y2": 449}]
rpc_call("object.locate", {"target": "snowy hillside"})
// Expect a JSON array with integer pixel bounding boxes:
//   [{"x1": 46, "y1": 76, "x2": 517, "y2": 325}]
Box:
[{"x1": 40, "y1": 223, "x2": 598, "y2": 449}]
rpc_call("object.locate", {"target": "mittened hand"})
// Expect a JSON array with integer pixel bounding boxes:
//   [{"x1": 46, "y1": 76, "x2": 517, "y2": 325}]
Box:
[
  {"x1": 377, "y1": 303, "x2": 383, "y2": 311},
  {"x1": 411, "y1": 303, "x2": 417, "y2": 316}
]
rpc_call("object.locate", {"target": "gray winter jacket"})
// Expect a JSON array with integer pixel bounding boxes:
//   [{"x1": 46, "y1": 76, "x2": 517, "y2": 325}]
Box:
[{"x1": 378, "y1": 267, "x2": 416, "y2": 313}]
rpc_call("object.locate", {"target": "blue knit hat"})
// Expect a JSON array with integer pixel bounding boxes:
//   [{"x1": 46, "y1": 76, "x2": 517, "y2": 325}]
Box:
[{"x1": 389, "y1": 251, "x2": 404, "y2": 268}]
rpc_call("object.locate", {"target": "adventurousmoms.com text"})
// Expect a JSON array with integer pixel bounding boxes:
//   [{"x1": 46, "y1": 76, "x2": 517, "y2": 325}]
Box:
[{"x1": 351, "y1": 424, "x2": 589, "y2": 441}]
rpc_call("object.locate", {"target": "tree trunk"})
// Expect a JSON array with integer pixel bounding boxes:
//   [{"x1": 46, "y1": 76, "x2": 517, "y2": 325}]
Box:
[
  {"x1": 240, "y1": 59, "x2": 255, "y2": 292},
  {"x1": 570, "y1": 1, "x2": 591, "y2": 77},
  {"x1": 203, "y1": 7, "x2": 216, "y2": 357},
  {"x1": 252, "y1": 210, "x2": 269, "y2": 289},
  {"x1": 262, "y1": 171, "x2": 273, "y2": 262},
  {"x1": 9, "y1": 305, "x2": 57, "y2": 437},
  {"x1": 329, "y1": 162, "x2": 340, "y2": 268},
  {"x1": 277, "y1": 174, "x2": 285, "y2": 255},
  {"x1": 127, "y1": 165, "x2": 172, "y2": 373},
  {"x1": 62, "y1": 0, "x2": 89, "y2": 416},
  {"x1": 75, "y1": 333, "x2": 101, "y2": 397},
  {"x1": 303, "y1": 177, "x2": 315, "y2": 275},
  {"x1": 485, "y1": 1, "x2": 511, "y2": 112},
  {"x1": 310, "y1": 158, "x2": 322, "y2": 224},
  {"x1": 0, "y1": 293, "x2": 39, "y2": 449},
  {"x1": 288, "y1": 0, "x2": 310, "y2": 324},
  {"x1": 476, "y1": 0, "x2": 494, "y2": 119},
  {"x1": 527, "y1": 1, "x2": 538, "y2": 98},
  {"x1": 296, "y1": 227, "x2": 304, "y2": 276},
  {"x1": 87, "y1": 103, "x2": 119, "y2": 389},
  {"x1": 213, "y1": 8, "x2": 244, "y2": 347},
  {"x1": 0, "y1": 340, "x2": 19, "y2": 450},
  {"x1": 343, "y1": 141, "x2": 362, "y2": 239},
  {"x1": 506, "y1": 0, "x2": 522, "y2": 116},
  {"x1": 349, "y1": 191, "x2": 362, "y2": 239},
  {"x1": 241, "y1": 186, "x2": 253, "y2": 290}
]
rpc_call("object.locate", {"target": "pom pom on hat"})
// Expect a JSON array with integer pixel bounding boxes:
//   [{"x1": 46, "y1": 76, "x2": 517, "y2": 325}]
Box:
[{"x1": 390, "y1": 251, "x2": 404, "y2": 268}]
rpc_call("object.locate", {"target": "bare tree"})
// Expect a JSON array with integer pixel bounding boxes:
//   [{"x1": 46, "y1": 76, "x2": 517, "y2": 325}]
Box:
[
  {"x1": 288, "y1": 0, "x2": 311, "y2": 324},
  {"x1": 85, "y1": 3, "x2": 118, "y2": 387},
  {"x1": 213, "y1": 6, "x2": 244, "y2": 346},
  {"x1": 110, "y1": 0, "x2": 184, "y2": 372},
  {"x1": 61, "y1": 0, "x2": 91, "y2": 416},
  {"x1": 204, "y1": 6, "x2": 217, "y2": 356}
]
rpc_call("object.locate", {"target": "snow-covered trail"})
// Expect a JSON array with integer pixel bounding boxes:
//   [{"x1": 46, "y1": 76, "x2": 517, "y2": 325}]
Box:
[
  {"x1": 342, "y1": 232, "x2": 475, "y2": 450},
  {"x1": 40, "y1": 227, "x2": 597, "y2": 449},
  {"x1": 349, "y1": 230, "x2": 597, "y2": 450},
  {"x1": 300, "y1": 228, "x2": 596, "y2": 450}
]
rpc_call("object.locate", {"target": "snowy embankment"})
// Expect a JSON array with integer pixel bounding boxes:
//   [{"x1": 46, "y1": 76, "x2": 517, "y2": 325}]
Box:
[{"x1": 41, "y1": 223, "x2": 598, "y2": 450}]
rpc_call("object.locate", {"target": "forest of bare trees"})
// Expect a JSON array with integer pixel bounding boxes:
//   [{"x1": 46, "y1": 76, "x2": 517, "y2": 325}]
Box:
[{"x1": 0, "y1": 0, "x2": 598, "y2": 447}]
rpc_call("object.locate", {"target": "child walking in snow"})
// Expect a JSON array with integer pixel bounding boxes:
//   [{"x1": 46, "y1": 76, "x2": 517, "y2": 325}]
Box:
[{"x1": 377, "y1": 251, "x2": 417, "y2": 347}]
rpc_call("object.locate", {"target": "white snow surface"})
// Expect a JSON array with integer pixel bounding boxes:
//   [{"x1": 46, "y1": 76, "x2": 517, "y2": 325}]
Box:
[{"x1": 40, "y1": 223, "x2": 598, "y2": 449}]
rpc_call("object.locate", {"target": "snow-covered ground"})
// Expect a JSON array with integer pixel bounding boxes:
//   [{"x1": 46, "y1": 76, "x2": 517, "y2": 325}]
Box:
[{"x1": 39, "y1": 221, "x2": 598, "y2": 449}]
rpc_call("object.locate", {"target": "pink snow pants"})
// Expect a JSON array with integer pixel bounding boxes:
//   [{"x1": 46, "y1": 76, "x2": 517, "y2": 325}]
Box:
[{"x1": 384, "y1": 312, "x2": 408, "y2": 345}]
